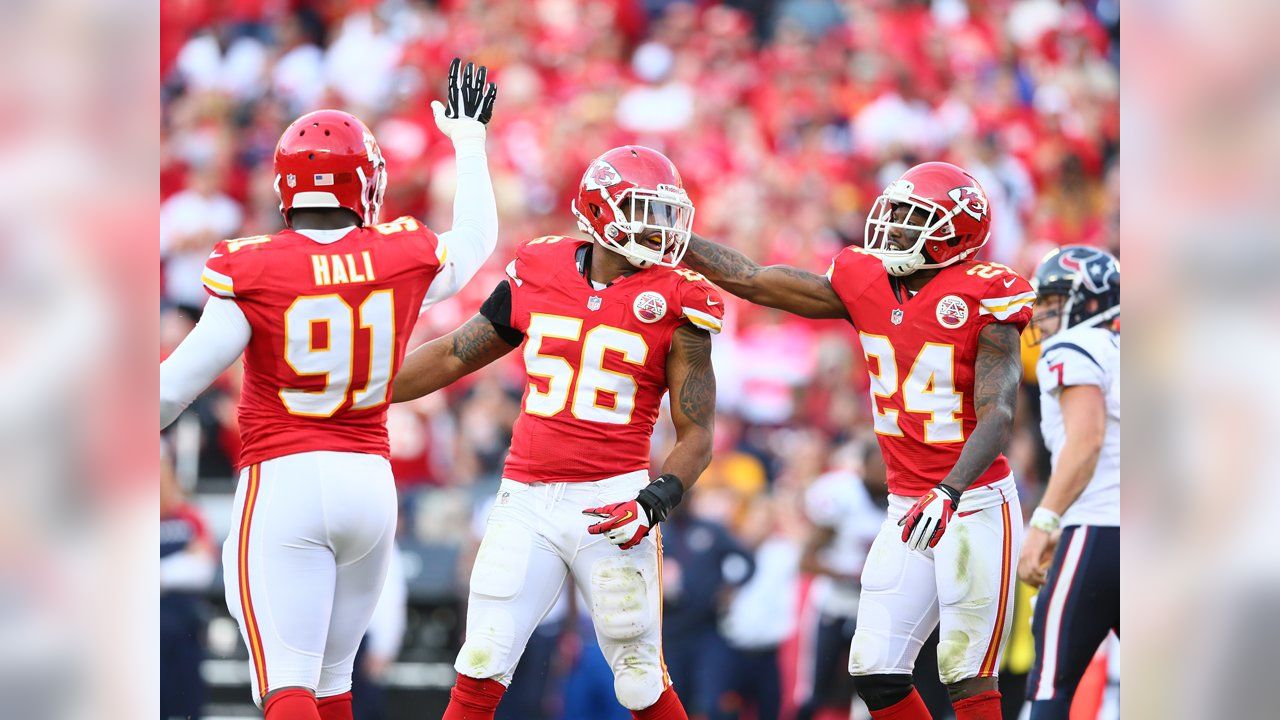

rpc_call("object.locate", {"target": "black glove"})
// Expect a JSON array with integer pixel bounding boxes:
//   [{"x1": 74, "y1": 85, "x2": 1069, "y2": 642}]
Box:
[{"x1": 444, "y1": 57, "x2": 497, "y2": 124}]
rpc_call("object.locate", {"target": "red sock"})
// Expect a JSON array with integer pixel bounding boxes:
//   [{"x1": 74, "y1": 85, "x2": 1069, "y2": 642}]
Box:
[
  {"x1": 317, "y1": 691, "x2": 352, "y2": 720},
  {"x1": 869, "y1": 688, "x2": 932, "y2": 720},
  {"x1": 441, "y1": 674, "x2": 506, "y2": 720},
  {"x1": 630, "y1": 686, "x2": 689, "y2": 720},
  {"x1": 952, "y1": 690, "x2": 1002, "y2": 720},
  {"x1": 264, "y1": 688, "x2": 321, "y2": 720}
]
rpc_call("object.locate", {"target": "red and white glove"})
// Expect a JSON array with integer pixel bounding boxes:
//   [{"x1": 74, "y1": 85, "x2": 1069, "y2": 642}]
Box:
[
  {"x1": 899, "y1": 484, "x2": 961, "y2": 551},
  {"x1": 583, "y1": 499, "x2": 654, "y2": 550}
]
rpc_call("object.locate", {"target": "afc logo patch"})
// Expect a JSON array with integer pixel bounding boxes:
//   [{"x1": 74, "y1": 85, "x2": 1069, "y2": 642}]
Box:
[
  {"x1": 633, "y1": 291, "x2": 667, "y2": 323},
  {"x1": 936, "y1": 295, "x2": 969, "y2": 329},
  {"x1": 948, "y1": 186, "x2": 988, "y2": 220}
]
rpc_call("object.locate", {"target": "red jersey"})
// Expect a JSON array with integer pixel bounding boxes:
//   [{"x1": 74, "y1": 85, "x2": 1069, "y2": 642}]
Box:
[
  {"x1": 502, "y1": 236, "x2": 724, "y2": 483},
  {"x1": 827, "y1": 248, "x2": 1035, "y2": 496},
  {"x1": 201, "y1": 217, "x2": 443, "y2": 468}
]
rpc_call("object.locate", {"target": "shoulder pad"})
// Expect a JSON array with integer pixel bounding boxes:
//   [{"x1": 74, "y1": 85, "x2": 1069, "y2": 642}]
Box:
[
  {"x1": 671, "y1": 267, "x2": 724, "y2": 334},
  {"x1": 959, "y1": 262, "x2": 1035, "y2": 323}
]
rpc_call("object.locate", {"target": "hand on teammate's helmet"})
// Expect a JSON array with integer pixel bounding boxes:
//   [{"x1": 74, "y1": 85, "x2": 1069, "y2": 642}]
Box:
[
  {"x1": 431, "y1": 57, "x2": 497, "y2": 141},
  {"x1": 899, "y1": 484, "x2": 961, "y2": 551},
  {"x1": 583, "y1": 499, "x2": 654, "y2": 550}
]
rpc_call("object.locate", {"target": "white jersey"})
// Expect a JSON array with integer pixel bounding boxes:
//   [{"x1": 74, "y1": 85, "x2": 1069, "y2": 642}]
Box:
[
  {"x1": 1036, "y1": 326, "x2": 1120, "y2": 527},
  {"x1": 804, "y1": 470, "x2": 884, "y2": 616}
]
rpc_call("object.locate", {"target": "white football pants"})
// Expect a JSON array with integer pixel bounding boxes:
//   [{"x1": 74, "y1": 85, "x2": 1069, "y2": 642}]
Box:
[
  {"x1": 849, "y1": 475, "x2": 1022, "y2": 684},
  {"x1": 222, "y1": 451, "x2": 398, "y2": 706},
  {"x1": 456, "y1": 471, "x2": 672, "y2": 711}
]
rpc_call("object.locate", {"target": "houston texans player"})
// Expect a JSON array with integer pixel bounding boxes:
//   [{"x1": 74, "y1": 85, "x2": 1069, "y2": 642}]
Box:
[
  {"x1": 159, "y1": 59, "x2": 499, "y2": 720},
  {"x1": 392, "y1": 146, "x2": 722, "y2": 720},
  {"x1": 680, "y1": 162, "x2": 1033, "y2": 720},
  {"x1": 1018, "y1": 246, "x2": 1120, "y2": 719}
]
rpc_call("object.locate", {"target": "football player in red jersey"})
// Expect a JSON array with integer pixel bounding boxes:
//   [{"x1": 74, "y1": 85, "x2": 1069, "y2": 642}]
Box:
[
  {"x1": 159, "y1": 59, "x2": 498, "y2": 720},
  {"x1": 679, "y1": 162, "x2": 1033, "y2": 720},
  {"x1": 391, "y1": 146, "x2": 722, "y2": 720}
]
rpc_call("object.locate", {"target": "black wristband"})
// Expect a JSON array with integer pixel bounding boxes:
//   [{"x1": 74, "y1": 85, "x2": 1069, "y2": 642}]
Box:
[
  {"x1": 935, "y1": 483, "x2": 961, "y2": 505},
  {"x1": 636, "y1": 474, "x2": 685, "y2": 524}
]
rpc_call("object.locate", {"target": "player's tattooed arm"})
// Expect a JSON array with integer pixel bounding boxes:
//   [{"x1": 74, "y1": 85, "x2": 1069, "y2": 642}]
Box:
[
  {"x1": 661, "y1": 324, "x2": 717, "y2": 489},
  {"x1": 391, "y1": 314, "x2": 517, "y2": 402},
  {"x1": 683, "y1": 233, "x2": 849, "y2": 320},
  {"x1": 940, "y1": 322, "x2": 1023, "y2": 494}
]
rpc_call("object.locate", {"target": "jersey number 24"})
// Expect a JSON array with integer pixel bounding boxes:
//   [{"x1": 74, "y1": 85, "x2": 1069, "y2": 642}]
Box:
[{"x1": 861, "y1": 333, "x2": 963, "y2": 443}]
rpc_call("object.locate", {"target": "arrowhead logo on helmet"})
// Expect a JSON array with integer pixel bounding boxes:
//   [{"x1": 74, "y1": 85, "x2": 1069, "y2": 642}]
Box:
[
  {"x1": 585, "y1": 160, "x2": 622, "y2": 190},
  {"x1": 948, "y1": 186, "x2": 988, "y2": 220}
]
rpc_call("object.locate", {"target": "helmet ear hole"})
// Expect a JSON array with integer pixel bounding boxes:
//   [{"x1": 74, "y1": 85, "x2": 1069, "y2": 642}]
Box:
[{"x1": 590, "y1": 204, "x2": 602, "y2": 219}]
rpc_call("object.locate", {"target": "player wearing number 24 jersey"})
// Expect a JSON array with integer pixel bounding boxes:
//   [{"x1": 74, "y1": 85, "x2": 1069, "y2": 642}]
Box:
[
  {"x1": 392, "y1": 146, "x2": 720, "y2": 720},
  {"x1": 160, "y1": 59, "x2": 499, "y2": 720},
  {"x1": 681, "y1": 162, "x2": 1033, "y2": 720}
]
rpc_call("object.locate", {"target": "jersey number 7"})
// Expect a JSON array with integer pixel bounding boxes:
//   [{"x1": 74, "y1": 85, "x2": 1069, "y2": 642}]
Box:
[{"x1": 281, "y1": 291, "x2": 396, "y2": 416}]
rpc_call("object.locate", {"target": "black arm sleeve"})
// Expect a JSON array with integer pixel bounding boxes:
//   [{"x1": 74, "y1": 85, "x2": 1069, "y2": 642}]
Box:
[{"x1": 478, "y1": 279, "x2": 524, "y2": 347}]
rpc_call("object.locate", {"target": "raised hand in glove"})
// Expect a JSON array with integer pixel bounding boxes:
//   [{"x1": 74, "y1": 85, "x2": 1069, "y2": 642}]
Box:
[
  {"x1": 899, "y1": 484, "x2": 961, "y2": 552},
  {"x1": 431, "y1": 57, "x2": 498, "y2": 142},
  {"x1": 583, "y1": 474, "x2": 685, "y2": 551}
]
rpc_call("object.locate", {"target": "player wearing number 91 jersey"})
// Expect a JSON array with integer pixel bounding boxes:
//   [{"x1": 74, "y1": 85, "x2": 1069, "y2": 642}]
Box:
[
  {"x1": 160, "y1": 59, "x2": 499, "y2": 720},
  {"x1": 391, "y1": 146, "x2": 721, "y2": 720},
  {"x1": 680, "y1": 162, "x2": 1033, "y2": 720}
]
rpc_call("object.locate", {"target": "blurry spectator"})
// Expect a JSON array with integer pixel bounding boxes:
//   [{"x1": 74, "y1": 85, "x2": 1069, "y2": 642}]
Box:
[
  {"x1": 160, "y1": 445, "x2": 216, "y2": 720},
  {"x1": 615, "y1": 41, "x2": 695, "y2": 134},
  {"x1": 159, "y1": 160, "x2": 242, "y2": 310},
  {"x1": 324, "y1": 8, "x2": 403, "y2": 112},
  {"x1": 172, "y1": 26, "x2": 268, "y2": 101},
  {"x1": 719, "y1": 495, "x2": 802, "y2": 720},
  {"x1": 270, "y1": 11, "x2": 326, "y2": 115},
  {"x1": 351, "y1": 544, "x2": 408, "y2": 720},
  {"x1": 559, "y1": 606, "x2": 631, "y2": 720},
  {"x1": 659, "y1": 493, "x2": 755, "y2": 718},
  {"x1": 794, "y1": 441, "x2": 886, "y2": 720}
]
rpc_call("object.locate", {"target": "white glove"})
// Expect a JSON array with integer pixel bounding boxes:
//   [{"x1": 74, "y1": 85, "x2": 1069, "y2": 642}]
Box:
[{"x1": 431, "y1": 57, "x2": 497, "y2": 143}]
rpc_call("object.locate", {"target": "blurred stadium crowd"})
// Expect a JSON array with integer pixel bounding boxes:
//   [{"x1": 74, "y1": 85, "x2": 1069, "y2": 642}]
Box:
[{"x1": 160, "y1": 0, "x2": 1118, "y2": 718}]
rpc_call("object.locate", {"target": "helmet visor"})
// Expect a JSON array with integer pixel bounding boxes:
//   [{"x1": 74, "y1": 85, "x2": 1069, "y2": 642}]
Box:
[{"x1": 616, "y1": 189, "x2": 695, "y2": 267}]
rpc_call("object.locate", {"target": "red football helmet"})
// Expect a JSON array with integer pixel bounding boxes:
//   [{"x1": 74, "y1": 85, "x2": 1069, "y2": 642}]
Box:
[
  {"x1": 274, "y1": 109, "x2": 387, "y2": 227},
  {"x1": 864, "y1": 161, "x2": 992, "y2": 276},
  {"x1": 571, "y1": 146, "x2": 694, "y2": 269}
]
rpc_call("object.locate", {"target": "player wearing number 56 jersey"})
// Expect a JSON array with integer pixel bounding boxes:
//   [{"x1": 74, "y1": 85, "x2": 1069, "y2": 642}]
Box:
[
  {"x1": 392, "y1": 146, "x2": 721, "y2": 720},
  {"x1": 160, "y1": 59, "x2": 499, "y2": 720},
  {"x1": 681, "y1": 162, "x2": 1033, "y2": 720}
]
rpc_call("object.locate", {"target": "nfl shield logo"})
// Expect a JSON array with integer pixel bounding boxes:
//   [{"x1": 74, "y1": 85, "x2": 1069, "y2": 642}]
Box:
[
  {"x1": 891, "y1": 308, "x2": 904, "y2": 325},
  {"x1": 286, "y1": 173, "x2": 297, "y2": 188},
  {"x1": 587, "y1": 296, "x2": 603, "y2": 311}
]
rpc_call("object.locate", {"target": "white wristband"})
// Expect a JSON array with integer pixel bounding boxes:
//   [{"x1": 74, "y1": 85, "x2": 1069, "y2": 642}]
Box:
[{"x1": 1030, "y1": 507, "x2": 1061, "y2": 533}]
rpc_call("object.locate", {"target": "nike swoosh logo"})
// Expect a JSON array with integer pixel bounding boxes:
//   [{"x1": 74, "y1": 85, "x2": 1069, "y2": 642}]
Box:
[
  {"x1": 707, "y1": 299, "x2": 720, "y2": 306},
  {"x1": 619, "y1": 511, "x2": 634, "y2": 523},
  {"x1": 1003, "y1": 278, "x2": 1016, "y2": 288},
  {"x1": 209, "y1": 252, "x2": 223, "y2": 258}
]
